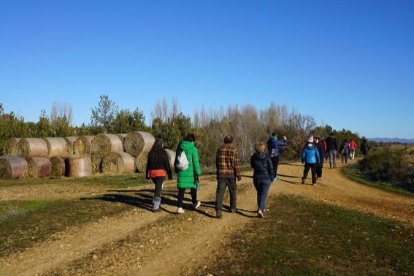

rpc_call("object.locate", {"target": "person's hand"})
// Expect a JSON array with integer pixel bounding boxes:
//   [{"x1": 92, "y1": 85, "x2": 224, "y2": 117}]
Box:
[
  {"x1": 283, "y1": 135, "x2": 287, "y2": 140},
  {"x1": 195, "y1": 175, "x2": 199, "y2": 182},
  {"x1": 237, "y1": 175, "x2": 241, "y2": 181}
]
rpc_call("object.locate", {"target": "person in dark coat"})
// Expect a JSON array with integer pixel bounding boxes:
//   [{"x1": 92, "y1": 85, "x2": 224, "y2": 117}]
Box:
[
  {"x1": 325, "y1": 132, "x2": 338, "y2": 168},
  {"x1": 266, "y1": 132, "x2": 288, "y2": 180},
  {"x1": 314, "y1": 137, "x2": 325, "y2": 179},
  {"x1": 146, "y1": 138, "x2": 173, "y2": 212},
  {"x1": 360, "y1": 138, "x2": 370, "y2": 156},
  {"x1": 339, "y1": 139, "x2": 350, "y2": 164},
  {"x1": 250, "y1": 142, "x2": 274, "y2": 218}
]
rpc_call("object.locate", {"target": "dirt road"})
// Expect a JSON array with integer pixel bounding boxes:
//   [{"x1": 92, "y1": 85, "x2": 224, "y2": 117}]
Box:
[{"x1": 0, "y1": 161, "x2": 413, "y2": 275}]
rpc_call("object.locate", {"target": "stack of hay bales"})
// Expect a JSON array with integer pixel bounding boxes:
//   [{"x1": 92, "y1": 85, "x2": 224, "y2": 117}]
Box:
[{"x1": 0, "y1": 131, "x2": 175, "y2": 179}]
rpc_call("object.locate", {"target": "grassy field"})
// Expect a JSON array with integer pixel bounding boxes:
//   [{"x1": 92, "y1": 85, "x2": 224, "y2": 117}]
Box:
[
  {"x1": 342, "y1": 164, "x2": 414, "y2": 196},
  {"x1": 204, "y1": 195, "x2": 414, "y2": 275}
]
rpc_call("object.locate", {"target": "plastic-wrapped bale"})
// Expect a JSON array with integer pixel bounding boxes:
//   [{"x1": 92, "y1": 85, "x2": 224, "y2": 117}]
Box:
[
  {"x1": 27, "y1": 157, "x2": 52, "y2": 178},
  {"x1": 65, "y1": 136, "x2": 78, "y2": 155},
  {"x1": 17, "y1": 138, "x2": 48, "y2": 158},
  {"x1": 124, "y1": 131, "x2": 155, "y2": 157},
  {"x1": 101, "y1": 152, "x2": 135, "y2": 175},
  {"x1": 0, "y1": 156, "x2": 28, "y2": 179},
  {"x1": 66, "y1": 155, "x2": 92, "y2": 177},
  {"x1": 73, "y1": 136, "x2": 94, "y2": 155},
  {"x1": 4, "y1": 138, "x2": 20, "y2": 156},
  {"x1": 50, "y1": 156, "x2": 66, "y2": 177},
  {"x1": 165, "y1": 149, "x2": 176, "y2": 170},
  {"x1": 44, "y1": 137, "x2": 70, "y2": 157}
]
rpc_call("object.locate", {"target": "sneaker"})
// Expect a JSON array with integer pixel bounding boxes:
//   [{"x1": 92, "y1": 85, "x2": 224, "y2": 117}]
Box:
[
  {"x1": 258, "y1": 210, "x2": 264, "y2": 218},
  {"x1": 193, "y1": 201, "x2": 201, "y2": 210},
  {"x1": 312, "y1": 182, "x2": 317, "y2": 186},
  {"x1": 177, "y1": 207, "x2": 185, "y2": 214},
  {"x1": 153, "y1": 208, "x2": 161, "y2": 213},
  {"x1": 216, "y1": 212, "x2": 222, "y2": 219},
  {"x1": 230, "y1": 208, "x2": 237, "y2": 213}
]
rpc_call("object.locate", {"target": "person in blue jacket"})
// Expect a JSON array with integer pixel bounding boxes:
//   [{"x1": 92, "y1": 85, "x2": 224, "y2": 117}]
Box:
[
  {"x1": 301, "y1": 136, "x2": 320, "y2": 186},
  {"x1": 266, "y1": 132, "x2": 288, "y2": 180}
]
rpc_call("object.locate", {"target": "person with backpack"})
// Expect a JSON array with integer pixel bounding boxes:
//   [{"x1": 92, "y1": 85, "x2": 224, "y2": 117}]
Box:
[
  {"x1": 301, "y1": 136, "x2": 320, "y2": 185},
  {"x1": 215, "y1": 135, "x2": 241, "y2": 218},
  {"x1": 339, "y1": 139, "x2": 350, "y2": 164},
  {"x1": 266, "y1": 132, "x2": 288, "y2": 180},
  {"x1": 325, "y1": 132, "x2": 338, "y2": 168},
  {"x1": 250, "y1": 142, "x2": 274, "y2": 218},
  {"x1": 349, "y1": 138, "x2": 357, "y2": 160},
  {"x1": 314, "y1": 137, "x2": 325, "y2": 179},
  {"x1": 146, "y1": 138, "x2": 173, "y2": 212},
  {"x1": 175, "y1": 133, "x2": 202, "y2": 214}
]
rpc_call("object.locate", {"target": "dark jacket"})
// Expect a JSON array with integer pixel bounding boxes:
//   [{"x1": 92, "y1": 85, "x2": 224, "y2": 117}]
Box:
[
  {"x1": 146, "y1": 150, "x2": 173, "y2": 179},
  {"x1": 266, "y1": 137, "x2": 288, "y2": 157},
  {"x1": 325, "y1": 136, "x2": 338, "y2": 151},
  {"x1": 250, "y1": 152, "x2": 274, "y2": 179},
  {"x1": 340, "y1": 142, "x2": 350, "y2": 155},
  {"x1": 315, "y1": 143, "x2": 325, "y2": 166}
]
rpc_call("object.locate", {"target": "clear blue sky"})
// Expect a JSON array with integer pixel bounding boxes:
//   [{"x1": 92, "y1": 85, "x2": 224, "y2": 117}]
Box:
[{"x1": 1, "y1": 0, "x2": 413, "y2": 138}]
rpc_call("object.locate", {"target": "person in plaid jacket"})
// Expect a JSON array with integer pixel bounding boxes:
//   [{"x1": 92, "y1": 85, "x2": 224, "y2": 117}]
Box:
[{"x1": 215, "y1": 135, "x2": 241, "y2": 218}]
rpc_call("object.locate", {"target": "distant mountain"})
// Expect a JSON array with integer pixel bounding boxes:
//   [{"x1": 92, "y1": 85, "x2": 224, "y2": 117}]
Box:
[{"x1": 368, "y1": 138, "x2": 414, "y2": 144}]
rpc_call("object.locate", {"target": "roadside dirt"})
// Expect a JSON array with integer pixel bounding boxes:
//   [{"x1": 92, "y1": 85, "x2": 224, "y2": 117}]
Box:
[{"x1": 0, "y1": 161, "x2": 413, "y2": 275}]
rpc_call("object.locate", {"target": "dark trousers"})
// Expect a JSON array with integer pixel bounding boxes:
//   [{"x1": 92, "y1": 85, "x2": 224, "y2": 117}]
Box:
[
  {"x1": 177, "y1": 188, "x2": 197, "y2": 208},
  {"x1": 316, "y1": 164, "x2": 323, "y2": 178},
  {"x1": 253, "y1": 176, "x2": 272, "y2": 212},
  {"x1": 270, "y1": 155, "x2": 279, "y2": 178},
  {"x1": 152, "y1": 177, "x2": 165, "y2": 198},
  {"x1": 303, "y1": 163, "x2": 317, "y2": 184},
  {"x1": 215, "y1": 178, "x2": 237, "y2": 212}
]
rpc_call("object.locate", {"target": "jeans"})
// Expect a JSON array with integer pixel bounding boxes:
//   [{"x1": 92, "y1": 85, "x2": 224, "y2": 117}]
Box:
[
  {"x1": 177, "y1": 188, "x2": 197, "y2": 208},
  {"x1": 329, "y1": 150, "x2": 337, "y2": 168},
  {"x1": 270, "y1": 156, "x2": 280, "y2": 178},
  {"x1": 253, "y1": 176, "x2": 272, "y2": 212},
  {"x1": 152, "y1": 177, "x2": 165, "y2": 198},
  {"x1": 341, "y1": 153, "x2": 348, "y2": 164},
  {"x1": 303, "y1": 163, "x2": 317, "y2": 184},
  {"x1": 215, "y1": 178, "x2": 237, "y2": 213},
  {"x1": 350, "y1": 150, "x2": 355, "y2": 159}
]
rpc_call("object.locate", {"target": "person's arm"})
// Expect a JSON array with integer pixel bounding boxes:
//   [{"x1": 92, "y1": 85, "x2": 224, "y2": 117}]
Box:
[
  {"x1": 145, "y1": 153, "x2": 151, "y2": 179},
  {"x1": 315, "y1": 149, "x2": 320, "y2": 163},
  {"x1": 268, "y1": 156, "x2": 274, "y2": 180},
  {"x1": 233, "y1": 148, "x2": 241, "y2": 181},
  {"x1": 163, "y1": 151, "x2": 173, "y2": 180},
  {"x1": 193, "y1": 148, "x2": 202, "y2": 176}
]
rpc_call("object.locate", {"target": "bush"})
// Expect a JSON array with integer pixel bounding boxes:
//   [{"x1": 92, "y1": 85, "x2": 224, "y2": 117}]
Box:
[{"x1": 358, "y1": 146, "x2": 414, "y2": 192}]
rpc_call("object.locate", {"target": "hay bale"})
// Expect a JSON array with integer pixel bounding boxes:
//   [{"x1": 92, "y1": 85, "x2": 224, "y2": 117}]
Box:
[
  {"x1": 91, "y1": 155, "x2": 103, "y2": 174},
  {"x1": 44, "y1": 137, "x2": 70, "y2": 157},
  {"x1": 50, "y1": 156, "x2": 66, "y2": 177},
  {"x1": 65, "y1": 136, "x2": 78, "y2": 155},
  {"x1": 27, "y1": 157, "x2": 52, "y2": 178},
  {"x1": 4, "y1": 138, "x2": 20, "y2": 156},
  {"x1": 0, "y1": 156, "x2": 28, "y2": 179},
  {"x1": 17, "y1": 138, "x2": 49, "y2": 158},
  {"x1": 124, "y1": 131, "x2": 155, "y2": 157},
  {"x1": 165, "y1": 149, "x2": 176, "y2": 169},
  {"x1": 101, "y1": 152, "x2": 135, "y2": 175},
  {"x1": 73, "y1": 136, "x2": 94, "y2": 155},
  {"x1": 91, "y1": 134, "x2": 124, "y2": 156},
  {"x1": 66, "y1": 155, "x2": 92, "y2": 177}
]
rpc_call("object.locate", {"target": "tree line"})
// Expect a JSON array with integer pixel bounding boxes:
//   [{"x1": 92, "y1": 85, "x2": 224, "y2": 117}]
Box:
[{"x1": 0, "y1": 96, "x2": 362, "y2": 167}]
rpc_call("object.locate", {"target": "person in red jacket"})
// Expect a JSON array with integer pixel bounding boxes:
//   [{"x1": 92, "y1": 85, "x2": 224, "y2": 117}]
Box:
[{"x1": 349, "y1": 138, "x2": 357, "y2": 160}]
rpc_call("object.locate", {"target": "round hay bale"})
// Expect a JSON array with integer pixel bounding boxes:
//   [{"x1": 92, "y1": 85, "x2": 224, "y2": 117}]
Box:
[
  {"x1": 0, "y1": 156, "x2": 28, "y2": 179},
  {"x1": 124, "y1": 131, "x2": 155, "y2": 157},
  {"x1": 165, "y1": 149, "x2": 176, "y2": 169},
  {"x1": 4, "y1": 138, "x2": 20, "y2": 156},
  {"x1": 17, "y1": 138, "x2": 48, "y2": 158},
  {"x1": 50, "y1": 156, "x2": 66, "y2": 177},
  {"x1": 101, "y1": 152, "x2": 135, "y2": 175},
  {"x1": 135, "y1": 152, "x2": 148, "y2": 173},
  {"x1": 44, "y1": 137, "x2": 70, "y2": 157},
  {"x1": 73, "y1": 136, "x2": 94, "y2": 155},
  {"x1": 91, "y1": 134, "x2": 124, "y2": 156},
  {"x1": 91, "y1": 155, "x2": 103, "y2": 174},
  {"x1": 66, "y1": 155, "x2": 92, "y2": 177},
  {"x1": 65, "y1": 136, "x2": 78, "y2": 155},
  {"x1": 27, "y1": 157, "x2": 52, "y2": 178}
]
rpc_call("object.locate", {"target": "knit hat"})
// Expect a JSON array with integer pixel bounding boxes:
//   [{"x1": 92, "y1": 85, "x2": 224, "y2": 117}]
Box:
[
  {"x1": 308, "y1": 136, "x2": 314, "y2": 143},
  {"x1": 271, "y1": 132, "x2": 278, "y2": 139}
]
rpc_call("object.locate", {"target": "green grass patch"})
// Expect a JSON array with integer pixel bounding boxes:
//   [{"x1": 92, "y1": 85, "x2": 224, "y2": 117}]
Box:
[
  {"x1": 0, "y1": 173, "x2": 149, "y2": 189},
  {"x1": 0, "y1": 199, "x2": 134, "y2": 258},
  {"x1": 342, "y1": 165, "x2": 414, "y2": 197},
  {"x1": 206, "y1": 195, "x2": 414, "y2": 275}
]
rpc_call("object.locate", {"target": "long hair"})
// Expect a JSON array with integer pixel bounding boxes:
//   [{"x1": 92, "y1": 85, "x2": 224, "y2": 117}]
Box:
[{"x1": 148, "y1": 138, "x2": 166, "y2": 164}]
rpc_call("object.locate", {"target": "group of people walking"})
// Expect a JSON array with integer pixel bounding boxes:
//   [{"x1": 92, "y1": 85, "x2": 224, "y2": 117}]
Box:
[{"x1": 145, "y1": 132, "x2": 368, "y2": 218}]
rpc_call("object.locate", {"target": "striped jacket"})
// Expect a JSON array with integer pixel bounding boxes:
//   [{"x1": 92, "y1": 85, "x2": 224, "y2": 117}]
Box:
[{"x1": 216, "y1": 144, "x2": 241, "y2": 179}]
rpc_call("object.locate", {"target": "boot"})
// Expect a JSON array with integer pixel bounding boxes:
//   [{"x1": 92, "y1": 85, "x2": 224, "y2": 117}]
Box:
[{"x1": 153, "y1": 196, "x2": 161, "y2": 212}]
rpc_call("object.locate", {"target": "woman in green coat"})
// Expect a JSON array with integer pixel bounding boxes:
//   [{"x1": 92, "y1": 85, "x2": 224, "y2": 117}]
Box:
[{"x1": 175, "y1": 133, "x2": 202, "y2": 214}]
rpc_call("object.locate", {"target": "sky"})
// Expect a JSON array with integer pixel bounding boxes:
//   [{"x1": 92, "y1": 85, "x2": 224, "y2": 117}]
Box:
[{"x1": 1, "y1": 0, "x2": 413, "y2": 138}]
